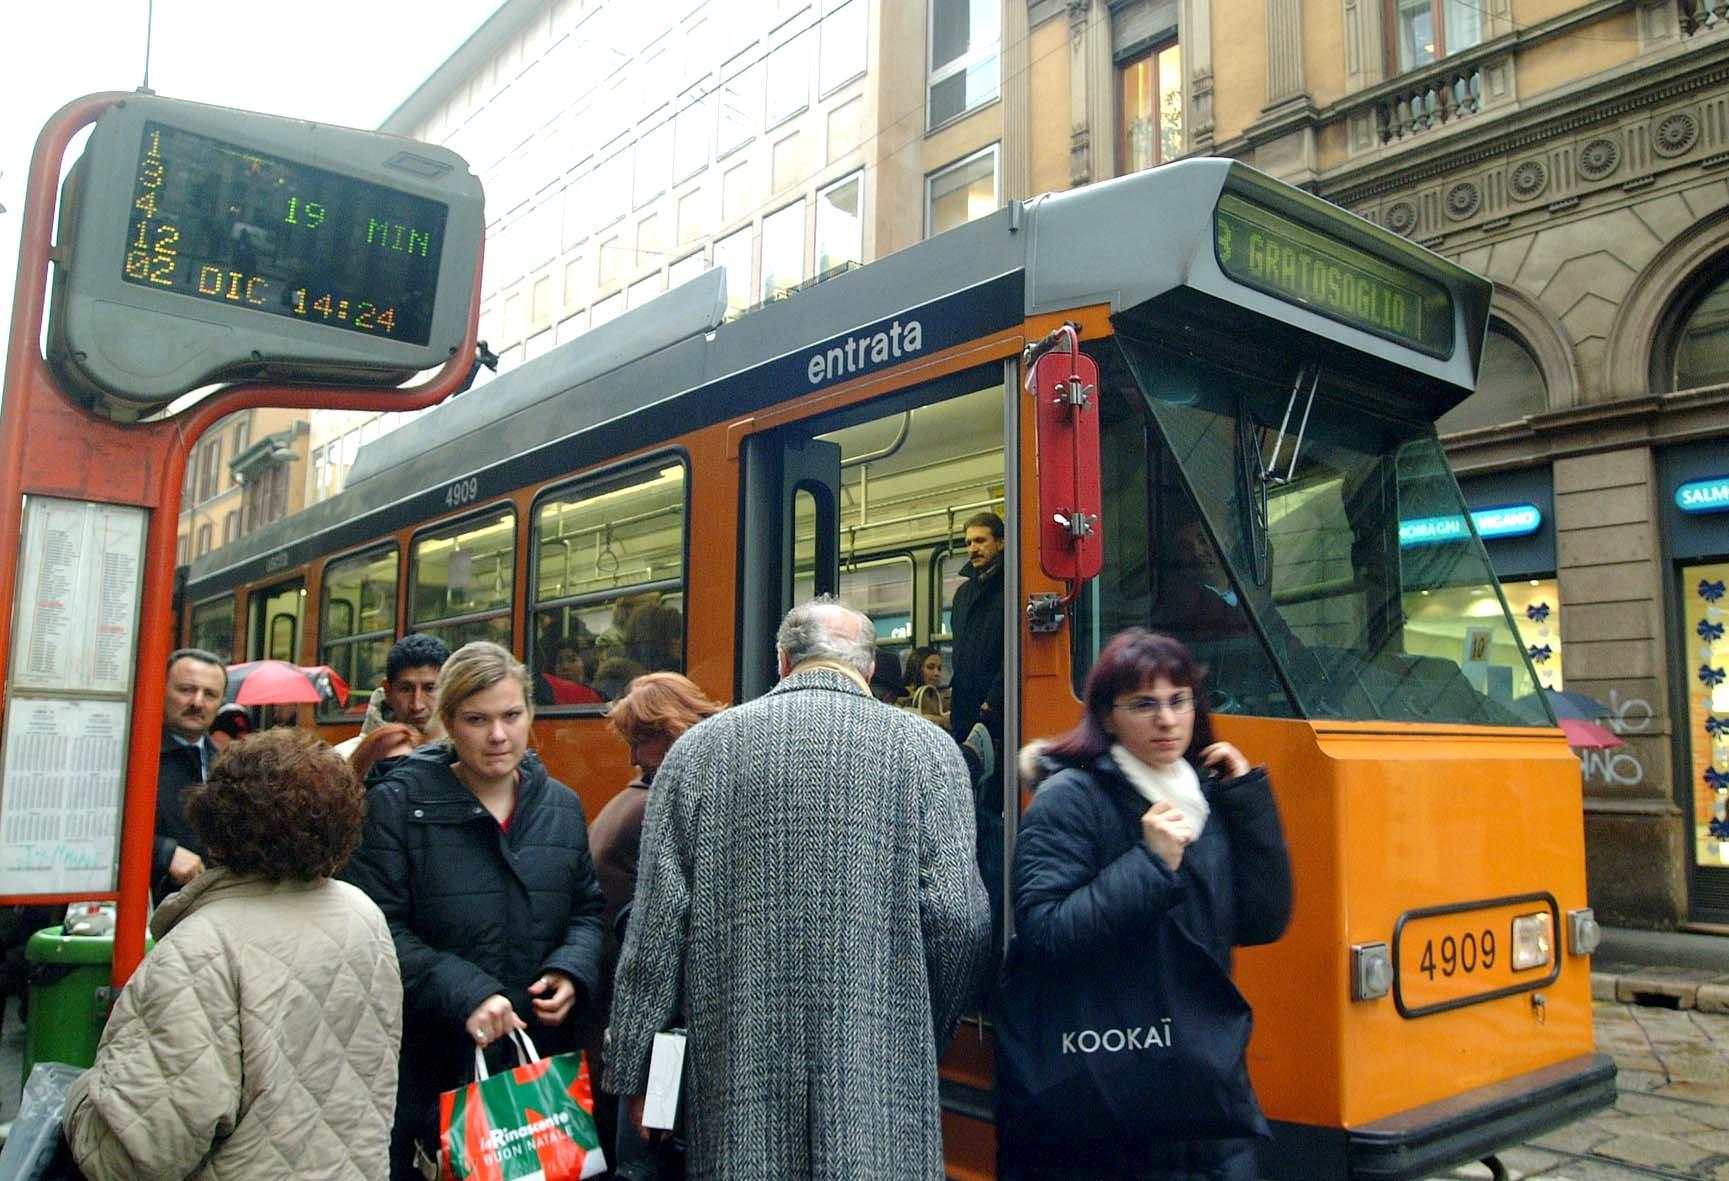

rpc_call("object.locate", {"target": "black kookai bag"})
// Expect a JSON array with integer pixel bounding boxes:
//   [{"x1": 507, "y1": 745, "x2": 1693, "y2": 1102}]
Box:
[{"x1": 992, "y1": 913, "x2": 1267, "y2": 1149}]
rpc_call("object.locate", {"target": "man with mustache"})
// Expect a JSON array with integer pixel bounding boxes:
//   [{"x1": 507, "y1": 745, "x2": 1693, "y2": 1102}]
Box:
[{"x1": 151, "y1": 648, "x2": 227, "y2": 904}]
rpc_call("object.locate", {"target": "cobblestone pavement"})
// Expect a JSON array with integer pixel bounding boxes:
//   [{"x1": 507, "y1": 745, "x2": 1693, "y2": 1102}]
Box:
[{"x1": 1427, "y1": 1001, "x2": 1729, "y2": 1180}]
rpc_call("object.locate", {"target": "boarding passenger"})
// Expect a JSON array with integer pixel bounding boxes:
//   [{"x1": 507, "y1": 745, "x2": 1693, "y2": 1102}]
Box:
[
  {"x1": 151, "y1": 648, "x2": 227, "y2": 904},
  {"x1": 67, "y1": 730, "x2": 401, "y2": 1180},
  {"x1": 993, "y1": 629, "x2": 1292, "y2": 1180},
  {"x1": 592, "y1": 672, "x2": 725, "y2": 1179},
  {"x1": 335, "y1": 633, "x2": 450, "y2": 758},
  {"x1": 536, "y1": 635, "x2": 605, "y2": 705},
  {"x1": 948, "y1": 511, "x2": 1006, "y2": 751},
  {"x1": 341, "y1": 641, "x2": 606, "y2": 1181},
  {"x1": 606, "y1": 597, "x2": 990, "y2": 1179},
  {"x1": 900, "y1": 644, "x2": 950, "y2": 728}
]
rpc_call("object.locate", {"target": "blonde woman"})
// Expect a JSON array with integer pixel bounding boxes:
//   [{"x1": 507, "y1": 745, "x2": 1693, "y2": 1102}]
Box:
[{"x1": 343, "y1": 641, "x2": 606, "y2": 1181}]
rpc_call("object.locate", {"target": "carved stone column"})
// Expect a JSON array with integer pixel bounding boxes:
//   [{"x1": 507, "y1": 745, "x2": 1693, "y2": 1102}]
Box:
[
  {"x1": 1265, "y1": 0, "x2": 1306, "y2": 106},
  {"x1": 1182, "y1": 0, "x2": 1215, "y2": 151}
]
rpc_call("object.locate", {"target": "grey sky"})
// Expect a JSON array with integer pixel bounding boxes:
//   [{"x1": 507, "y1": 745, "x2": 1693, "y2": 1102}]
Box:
[{"x1": 0, "y1": 1, "x2": 499, "y2": 373}]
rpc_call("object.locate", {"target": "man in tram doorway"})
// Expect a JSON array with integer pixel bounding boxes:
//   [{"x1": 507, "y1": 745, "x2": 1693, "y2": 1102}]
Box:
[
  {"x1": 948, "y1": 511, "x2": 1006, "y2": 955},
  {"x1": 335, "y1": 634, "x2": 451, "y2": 757},
  {"x1": 606, "y1": 597, "x2": 991, "y2": 1179},
  {"x1": 151, "y1": 649, "x2": 227, "y2": 904}
]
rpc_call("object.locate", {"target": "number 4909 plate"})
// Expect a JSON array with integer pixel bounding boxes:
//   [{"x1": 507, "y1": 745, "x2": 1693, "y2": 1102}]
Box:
[{"x1": 1392, "y1": 894, "x2": 1561, "y2": 1018}]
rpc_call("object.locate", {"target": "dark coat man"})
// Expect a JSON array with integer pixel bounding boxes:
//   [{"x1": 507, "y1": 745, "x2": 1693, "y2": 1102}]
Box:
[
  {"x1": 605, "y1": 599, "x2": 992, "y2": 1179},
  {"x1": 949, "y1": 512, "x2": 1006, "y2": 747},
  {"x1": 151, "y1": 649, "x2": 226, "y2": 904}
]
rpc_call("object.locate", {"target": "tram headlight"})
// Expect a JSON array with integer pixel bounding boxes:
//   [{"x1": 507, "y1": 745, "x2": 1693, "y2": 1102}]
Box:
[
  {"x1": 1351, "y1": 942, "x2": 1393, "y2": 1001},
  {"x1": 1567, "y1": 908, "x2": 1601, "y2": 957},
  {"x1": 1511, "y1": 912, "x2": 1554, "y2": 971}
]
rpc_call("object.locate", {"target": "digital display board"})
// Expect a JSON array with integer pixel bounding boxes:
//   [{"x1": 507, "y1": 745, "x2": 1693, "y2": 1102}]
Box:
[
  {"x1": 122, "y1": 122, "x2": 448, "y2": 346},
  {"x1": 1213, "y1": 192, "x2": 1454, "y2": 358}
]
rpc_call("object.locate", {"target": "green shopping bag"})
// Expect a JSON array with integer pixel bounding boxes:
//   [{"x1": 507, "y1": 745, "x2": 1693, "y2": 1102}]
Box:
[{"x1": 438, "y1": 1030, "x2": 607, "y2": 1181}]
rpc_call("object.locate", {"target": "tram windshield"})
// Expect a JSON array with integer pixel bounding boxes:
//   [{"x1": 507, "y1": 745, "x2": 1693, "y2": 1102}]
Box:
[{"x1": 1077, "y1": 333, "x2": 1553, "y2": 728}]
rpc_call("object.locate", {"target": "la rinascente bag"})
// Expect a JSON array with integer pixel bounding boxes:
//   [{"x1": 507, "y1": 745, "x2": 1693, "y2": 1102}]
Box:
[
  {"x1": 438, "y1": 1031, "x2": 607, "y2": 1181},
  {"x1": 992, "y1": 916, "x2": 1266, "y2": 1148}
]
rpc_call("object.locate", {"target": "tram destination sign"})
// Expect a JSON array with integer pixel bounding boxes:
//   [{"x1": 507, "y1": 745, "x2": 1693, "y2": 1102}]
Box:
[
  {"x1": 1213, "y1": 192, "x2": 1454, "y2": 358},
  {"x1": 48, "y1": 94, "x2": 483, "y2": 408}
]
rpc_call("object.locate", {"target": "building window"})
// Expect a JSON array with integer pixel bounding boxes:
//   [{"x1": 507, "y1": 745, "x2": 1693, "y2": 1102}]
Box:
[
  {"x1": 714, "y1": 224, "x2": 755, "y2": 319},
  {"x1": 762, "y1": 200, "x2": 806, "y2": 303},
  {"x1": 765, "y1": 22, "x2": 812, "y2": 127},
  {"x1": 1437, "y1": 324, "x2": 1549, "y2": 434},
  {"x1": 669, "y1": 250, "x2": 706, "y2": 288},
  {"x1": 1118, "y1": 40, "x2": 1182, "y2": 173},
  {"x1": 674, "y1": 84, "x2": 711, "y2": 182},
  {"x1": 1388, "y1": 0, "x2": 1483, "y2": 72},
  {"x1": 634, "y1": 113, "x2": 673, "y2": 209},
  {"x1": 178, "y1": 534, "x2": 189, "y2": 565},
  {"x1": 926, "y1": 145, "x2": 999, "y2": 236},
  {"x1": 591, "y1": 292, "x2": 625, "y2": 328},
  {"x1": 815, "y1": 171, "x2": 863, "y2": 277},
  {"x1": 819, "y1": 0, "x2": 867, "y2": 95},
  {"x1": 1672, "y1": 267, "x2": 1729, "y2": 391},
  {"x1": 629, "y1": 273, "x2": 666, "y2": 309},
  {"x1": 222, "y1": 511, "x2": 239, "y2": 545},
  {"x1": 929, "y1": 0, "x2": 1000, "y2": 129},
  {"x1": 195, "y1": 523, "x2": 213, "y2": 557},
  {"x1": 718, "y1": 49, "x2": 762, "y2": 157}
]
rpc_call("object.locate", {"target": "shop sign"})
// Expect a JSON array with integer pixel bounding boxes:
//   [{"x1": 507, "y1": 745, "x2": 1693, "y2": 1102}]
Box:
[
  {"x1": 1675, "y1": 477, "x2": 1729, "y2": 515},
  {"x1": 1400, "y1": 504, "x2": 1543, "y2": 547}
]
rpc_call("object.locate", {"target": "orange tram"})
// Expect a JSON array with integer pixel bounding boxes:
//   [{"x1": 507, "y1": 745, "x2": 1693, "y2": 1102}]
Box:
[{"x1": 179, "y1": 160, "x2": 1613, "y2": 1179}]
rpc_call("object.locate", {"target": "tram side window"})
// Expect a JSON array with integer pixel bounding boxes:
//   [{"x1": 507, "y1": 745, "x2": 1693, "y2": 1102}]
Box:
[
  {"x1": 319, "y1": 545, "x2": 399, "y2": 720},
  {"x1": 410, "y1": 509, "x2": 516, "y2": 653},
  {"x1": 189, "y1": 596, "x2": 236, "y2": 662},
  {"x1": 530, "y1": 461, "x2": 687, "y2": 706}
]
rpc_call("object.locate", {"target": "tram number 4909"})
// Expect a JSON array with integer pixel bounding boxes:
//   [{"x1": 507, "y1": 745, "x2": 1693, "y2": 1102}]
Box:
[
  {"x1": 1418, "y1": 929, "x2": 1496, "y2": 979},
  {"x1": 444, "y1": 477, "x2": 480, "y2": 508}
]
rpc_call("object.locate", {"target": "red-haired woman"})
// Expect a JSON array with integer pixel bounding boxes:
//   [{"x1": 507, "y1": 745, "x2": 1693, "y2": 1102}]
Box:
[{"x1": 994, "y1": 629, "x2": 1292, "y2": 1180}]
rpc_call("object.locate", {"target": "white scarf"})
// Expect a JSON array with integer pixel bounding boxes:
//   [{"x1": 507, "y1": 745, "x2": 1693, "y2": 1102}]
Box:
[{"x1": 1110, "y1": 743, "x2": 1210, "y2": 841}]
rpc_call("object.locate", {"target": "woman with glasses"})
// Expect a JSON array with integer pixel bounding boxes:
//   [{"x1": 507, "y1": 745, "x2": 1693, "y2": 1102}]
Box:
[{"x1": 994, "y1": 628, "x2": 1292, "y2": 1179}]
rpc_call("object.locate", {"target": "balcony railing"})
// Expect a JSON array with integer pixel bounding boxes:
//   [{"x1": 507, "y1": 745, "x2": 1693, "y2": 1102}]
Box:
[{"x1": 1376, "y1": 64, "x2": 1485, "y2": 144}]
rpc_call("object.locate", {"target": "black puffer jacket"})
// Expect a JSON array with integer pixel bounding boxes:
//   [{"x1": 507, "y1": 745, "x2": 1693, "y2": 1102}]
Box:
[{"x1": 341, "y1": 744, "x2": 606, "y2": 1150}]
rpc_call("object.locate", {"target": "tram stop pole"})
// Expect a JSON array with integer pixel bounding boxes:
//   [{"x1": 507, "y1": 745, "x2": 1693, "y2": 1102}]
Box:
[{"x1": 0, "y1": 93, "x2": 482, "y2": 987}]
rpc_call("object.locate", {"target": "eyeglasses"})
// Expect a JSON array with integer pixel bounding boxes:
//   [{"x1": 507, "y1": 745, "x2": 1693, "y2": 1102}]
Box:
[{"x1": 1113, "y1": 693, "x2": 1196, "y2": 717}]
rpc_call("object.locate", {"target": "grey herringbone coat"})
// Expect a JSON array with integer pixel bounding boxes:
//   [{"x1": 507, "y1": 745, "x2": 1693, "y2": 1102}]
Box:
[{"x1": 605, "y1": 666, "x2": 992, "y2": 1179}]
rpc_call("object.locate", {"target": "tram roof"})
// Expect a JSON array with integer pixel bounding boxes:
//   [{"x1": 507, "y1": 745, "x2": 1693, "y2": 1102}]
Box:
[{"x1": 186, "y1": 159, "x2": 1489, "y2": 591}]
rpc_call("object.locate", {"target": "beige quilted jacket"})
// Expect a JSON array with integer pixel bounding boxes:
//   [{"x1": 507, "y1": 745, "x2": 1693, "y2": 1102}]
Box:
[{"x1": 65, "y1": 868, "x2": 402, "y2": 1180}]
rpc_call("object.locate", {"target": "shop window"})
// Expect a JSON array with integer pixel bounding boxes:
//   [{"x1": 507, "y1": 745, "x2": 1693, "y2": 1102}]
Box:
[
  {"x1": 320, "y1": 546, "x2": 399, "y2": 720},
  {"x1": 929, "y1": 0, "x2": 1000, "y2": 129},
  {"x1": 1672, "y1": 268, "x2": 1729, "y2": 391},
  {"x1": 531, "y1": 461, "x2": 687, "y2": 705},
  {"x1": 410, "y1": 509, "x2": 516, "y2": 652},
  {"x1": 1683, "y1": 560, "x2": 1729, "y2": 869},
  {"x1": 1117, "y1": 40, "x2": 1182, "y2": 173},
  {"x1": 926, "y1": 145, "x2": 999, "y2": 237},
  {"x1": 1387, "y1": 0, "x2": 1482, "y2": 72},
  {"x1": 815, "y1": 171, "x2": 863, "y2": 277},
  {"x1": 1503, "y1": 578, "x2": 1561, "y2": 690},
  {"x1": 762, "y1": 199, "x2": 807, "y2": 302}
]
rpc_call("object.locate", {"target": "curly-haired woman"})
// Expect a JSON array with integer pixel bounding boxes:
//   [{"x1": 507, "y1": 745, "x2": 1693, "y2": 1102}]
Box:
[{"x1": 65, "y1": 730, "x2": 401, "y2": 1180}]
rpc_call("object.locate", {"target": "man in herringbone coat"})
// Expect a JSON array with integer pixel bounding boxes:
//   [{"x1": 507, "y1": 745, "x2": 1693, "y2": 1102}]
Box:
[{"x1": 606, "y1": 597, "x2": 993, "y2": 1179}]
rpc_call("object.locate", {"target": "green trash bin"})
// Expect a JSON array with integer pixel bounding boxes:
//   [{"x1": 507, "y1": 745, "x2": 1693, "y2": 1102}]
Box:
[{"x1": 23, "y1": 925, "x2": 150, "y2": 1080}]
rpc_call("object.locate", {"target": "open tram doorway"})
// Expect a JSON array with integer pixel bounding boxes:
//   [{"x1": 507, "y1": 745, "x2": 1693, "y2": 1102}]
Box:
[{"x1": 736, "y1": 366, "x2": 1015, "y2": 959}]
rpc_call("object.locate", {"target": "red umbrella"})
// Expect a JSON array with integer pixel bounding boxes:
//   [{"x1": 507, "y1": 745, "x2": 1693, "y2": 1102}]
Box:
[
  {"x1": 225, "y1": 661, "x2": 350, "y2": 708},
  {"x1": 1558, "y1": 718, "x2": 1622, "y2": 750}
]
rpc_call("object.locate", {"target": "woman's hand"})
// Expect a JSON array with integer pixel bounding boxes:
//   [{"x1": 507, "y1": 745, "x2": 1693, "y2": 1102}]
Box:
[
  {"x1": 1200, "y1": 741, "x2": 1251, "y2": 780},
  {"x1": 1141, "y1": 800, "x2": 1190, "y2": 871},
  {"x1": 528, "y1": 971, "x2": 578, "y2": 1026},
  {"x1": 465, "y1": 994, "x2": 526, "y2": 1047}
]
